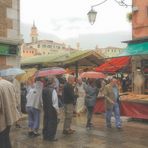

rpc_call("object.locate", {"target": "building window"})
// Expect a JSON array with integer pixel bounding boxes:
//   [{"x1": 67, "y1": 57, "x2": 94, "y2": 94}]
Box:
[
  {"x1": 38, "y1": 44, "x2": 40, "y2": 48},
  {"x1": 42, "y1": 45, "x2": 46, "y2": 48}
]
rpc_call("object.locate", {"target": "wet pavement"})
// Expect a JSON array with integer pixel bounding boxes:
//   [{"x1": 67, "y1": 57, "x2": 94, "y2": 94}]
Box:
[{"x1": 10, "y1": 113, "x2": 148, "y2": 148}]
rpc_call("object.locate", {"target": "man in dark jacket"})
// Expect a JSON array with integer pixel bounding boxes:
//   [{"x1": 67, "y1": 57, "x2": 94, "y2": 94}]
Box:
[
  {"x1": 42, "y1": 78, "x2": 59, "y2": 141},
  {"x1": 63, "y1": 75, "x2": 75, "y2": 134}
]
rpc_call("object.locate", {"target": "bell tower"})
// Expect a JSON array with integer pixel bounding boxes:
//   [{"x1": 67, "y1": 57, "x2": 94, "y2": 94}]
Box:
[{"x1": 30, "y1": 21, "x2": 38, "y2": 43}]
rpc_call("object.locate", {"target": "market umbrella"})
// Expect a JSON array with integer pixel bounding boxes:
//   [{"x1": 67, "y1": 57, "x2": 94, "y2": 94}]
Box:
[
  {"x1": 0, "y1": 67, "x2": 26, "y2": 77},
  {"x1": 35, "y1": 67, "x2": 66, "y2": 77},
  {"x1": 80, "y1": 71, "x2": 106, "y2": 79},
  {"x1": 16, "y1": 68, "x2": 37, "y2": 82}
]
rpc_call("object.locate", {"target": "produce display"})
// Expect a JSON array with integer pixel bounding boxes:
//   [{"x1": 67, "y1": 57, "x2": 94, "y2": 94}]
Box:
[{"x1": 120, "y1": 92, "x2": 148, "y2": 104}]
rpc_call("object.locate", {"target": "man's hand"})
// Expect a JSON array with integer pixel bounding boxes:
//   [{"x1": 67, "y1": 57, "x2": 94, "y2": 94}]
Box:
[{"x1": 106, "y1": 97, "x2": 115, "y2": 104}]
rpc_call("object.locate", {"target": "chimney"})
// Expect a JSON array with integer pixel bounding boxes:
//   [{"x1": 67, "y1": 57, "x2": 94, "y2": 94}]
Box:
[
  {"x1": 95, "y1": 45, "x2": 99, "y2": 50},
  {"x1": 76, "y1": 42, "x2": 80, "y2": 50}
]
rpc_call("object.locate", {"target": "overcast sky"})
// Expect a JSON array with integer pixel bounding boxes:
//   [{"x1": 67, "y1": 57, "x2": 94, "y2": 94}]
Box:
[{"x1": 20, "y1": 0, "x2": 132, "y2": 48}]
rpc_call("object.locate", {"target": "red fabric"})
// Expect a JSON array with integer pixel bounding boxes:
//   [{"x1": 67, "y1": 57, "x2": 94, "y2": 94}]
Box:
[
  {"x1": 95, "y1": 57, "x2": 131, "y2": 73},
  {"x1": 121, "y1": 101, "x2": 148, "y2": 119},
  {"x1": 94, "y1": 98, "x2": 105, "y2": 113},
  {"x1": 35, "y1": 68, "x2": 66, "y2": 77},
  {"x1": 94, "y1": 99, "x2": 148, "y2": 119}
]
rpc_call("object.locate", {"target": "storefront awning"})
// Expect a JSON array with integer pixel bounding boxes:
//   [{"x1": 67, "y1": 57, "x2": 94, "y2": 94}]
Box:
[
  {"x1": 95, "y1": 57, "x2": 131, "y2": 73},
  {"x1": 119, "y1": 42, "x2": 148, "y2": 57}
]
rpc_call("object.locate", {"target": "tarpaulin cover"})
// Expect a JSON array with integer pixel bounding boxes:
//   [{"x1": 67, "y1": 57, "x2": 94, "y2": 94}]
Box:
[
  {"x1": 121, "y1": 101, "x2": 148, "y2": 119},
  {"x1": 95, "y1": 57, "x2": 130, "y2": 73},
  {"x1": 94, "y1": 98, "x2": 148, "y2": 119},
  {"x1": 119, "y1": 42, "x2": 148, "y2": 57}
]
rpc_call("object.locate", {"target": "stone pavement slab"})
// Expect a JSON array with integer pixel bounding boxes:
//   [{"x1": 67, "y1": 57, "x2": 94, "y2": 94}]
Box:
[{"x1": 10, "y1": 114, "x2": 148, "y2": 148}]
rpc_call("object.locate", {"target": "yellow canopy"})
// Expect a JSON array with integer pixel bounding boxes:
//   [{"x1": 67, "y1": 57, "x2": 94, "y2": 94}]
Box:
[{"x1": 16, "y1": 68, "x2": 37, "y2": 82}]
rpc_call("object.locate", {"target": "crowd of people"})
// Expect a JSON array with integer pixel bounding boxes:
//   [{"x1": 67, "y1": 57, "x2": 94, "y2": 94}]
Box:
[{"x1": 0, "y1": 73, "x2": 122, "y2": 148}]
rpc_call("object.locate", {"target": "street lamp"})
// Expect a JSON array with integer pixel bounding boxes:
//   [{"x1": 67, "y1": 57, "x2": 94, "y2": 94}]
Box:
[
  {"x1": 87, "y1": 9, "x2": 97, "y2": 25},
  {"x1": 87, "y1": 0, "x2": 132, "y2": 25}
]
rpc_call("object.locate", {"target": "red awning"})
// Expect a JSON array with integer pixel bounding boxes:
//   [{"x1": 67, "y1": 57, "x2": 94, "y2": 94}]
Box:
[{"x1": 95, "y1": 57, "x2": 131, "y2": 73}]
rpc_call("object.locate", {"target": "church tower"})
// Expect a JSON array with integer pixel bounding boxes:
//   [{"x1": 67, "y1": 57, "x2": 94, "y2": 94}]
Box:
[{"x1": 30, "y1": 21, "x2": 38, "y2": 43}]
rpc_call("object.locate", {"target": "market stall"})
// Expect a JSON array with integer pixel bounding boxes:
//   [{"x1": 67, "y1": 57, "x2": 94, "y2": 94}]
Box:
[
  {"x1": 94, "y1": 39, "x2": 148, "y2": 120},
  {"x1": 95, "y1": 56, "x2": 131, "y2": 73},
  {"x1": 94, "y1": 93, "x2": 148, "y2": 119}
]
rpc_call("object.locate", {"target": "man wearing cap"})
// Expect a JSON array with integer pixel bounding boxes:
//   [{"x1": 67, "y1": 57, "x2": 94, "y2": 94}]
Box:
[{"x1": 103, "y1": 78, "x2": 121, "y2": 129}]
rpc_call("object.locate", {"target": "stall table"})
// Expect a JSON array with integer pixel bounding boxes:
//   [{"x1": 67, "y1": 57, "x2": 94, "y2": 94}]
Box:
[{"x1": 94, "y1": 93, "x2": 148, "y2": 119}]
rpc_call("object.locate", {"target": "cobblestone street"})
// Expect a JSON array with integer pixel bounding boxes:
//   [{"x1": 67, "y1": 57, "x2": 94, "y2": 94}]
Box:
[{"x1": 10, "y1": 113, "x2": 148, "y2": 148}]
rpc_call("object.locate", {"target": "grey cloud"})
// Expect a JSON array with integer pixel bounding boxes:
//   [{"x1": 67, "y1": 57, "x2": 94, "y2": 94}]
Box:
[
  {"x1": 20, "y1": 23, "x2": 60, "y2": 42},
  {"x1": 65, "y1": 31, "x2": 132, "y2": 49},
  {"x1": 50, "y1": 17, "x2": 85, "y2": 23},
  {"x1": 20, "y1": 22, "x2": 131, "y2": 50},
  {"x1": 50, "y1": 17, "x2": 86, "y2": 31}
]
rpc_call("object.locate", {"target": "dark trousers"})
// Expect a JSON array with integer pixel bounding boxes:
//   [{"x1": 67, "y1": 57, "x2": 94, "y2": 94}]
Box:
[
  {"x1": 0, "y1": 126, "x2": 11, "y2": 148},
  {"x1": 86, "y1": 106, "x2": 94, "y2": 126},
  {"x1": 42, "y1": 107, "x2": 58, "y2": 140}
]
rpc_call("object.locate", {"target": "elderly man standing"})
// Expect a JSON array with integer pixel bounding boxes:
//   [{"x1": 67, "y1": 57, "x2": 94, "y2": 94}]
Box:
[
  {"x1": 0, "y1": 76, "x2": 20, "y2": 148},
  {"x1": 103, "y1": 78, "x2": 121, "y2": 129},
  {"x1": 42, "y1": 77, "x2": 59, "y2": 141},
  {"x1": 63, "y1": 75, "x2": 75, "y2": 135}
]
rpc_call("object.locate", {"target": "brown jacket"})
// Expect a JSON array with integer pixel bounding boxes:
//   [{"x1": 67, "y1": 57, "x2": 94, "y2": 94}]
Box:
[
  {"x1": 103, "y1": 84, "x2": 119, "y2": 110},
  {"x1": 0, "y1": 79, "x2": 20, "y2": 132}
]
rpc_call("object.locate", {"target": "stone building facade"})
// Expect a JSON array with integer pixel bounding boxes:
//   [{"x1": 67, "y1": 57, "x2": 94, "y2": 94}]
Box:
[
  {"x1": 21, "y1": 23, "x2": 77, "y2": 58},
  {"x1": 130, "y1": 0, "x2": 148, "y2": 94},
  {"x1": 0, "y1": 0, "x2": 21, "y2": 68},
  {"x1": 95, "y1": 46, "x2": 123, "y2": 58}
]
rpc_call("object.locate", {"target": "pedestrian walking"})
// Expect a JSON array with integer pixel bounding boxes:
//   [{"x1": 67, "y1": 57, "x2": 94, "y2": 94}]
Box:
[
  {"x1": 0, "y1": 77, "x2": 20, "y2": 148},
  {"x1": 75, "y1": 77, "x2": 86, "y2": 116},
  {"x1": 26, "y1": 78, "x2": 43, "y2": 137},
  {"x1": 20, "y1": 83, "x2": 27, "y2": 114},
  {"x1": 13, "y1": 77, "x2": 22, "y2": 128},
  {"x1": 42, "y1": 77, "x2": 59, "y2": 141},
  {"x1": 63, "y1": 75, "x2": 75, "y2": 134},
  {"x1": 103, "y1": 78, "x2": 122, "y2": 129},
  {"x1": 84, "y1": 79, "x2": 99, "y2": 129}
]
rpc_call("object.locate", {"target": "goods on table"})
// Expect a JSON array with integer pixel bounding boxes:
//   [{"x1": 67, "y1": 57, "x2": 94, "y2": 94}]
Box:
[{"x1": 120, "y1": 92, "x2": 148, "y2": 104}]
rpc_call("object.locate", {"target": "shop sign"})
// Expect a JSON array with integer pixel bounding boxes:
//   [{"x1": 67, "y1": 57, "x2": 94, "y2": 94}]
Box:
[{"x1": 0, "y1": 43, "x2": 18, "y2": 55}]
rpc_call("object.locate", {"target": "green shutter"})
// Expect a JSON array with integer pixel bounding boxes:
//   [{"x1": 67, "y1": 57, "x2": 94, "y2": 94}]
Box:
[{"x1": 0, "y1": 43, "x2": 18, "y2": 55}]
